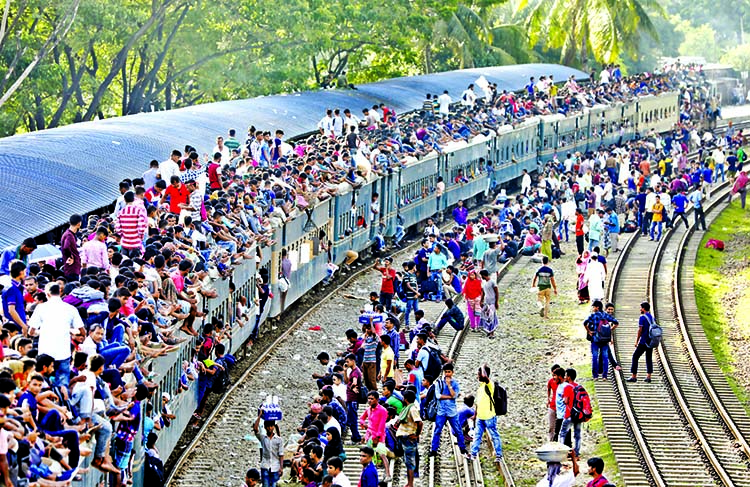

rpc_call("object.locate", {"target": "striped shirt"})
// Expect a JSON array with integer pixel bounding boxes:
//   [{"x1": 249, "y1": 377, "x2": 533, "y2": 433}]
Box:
[{"x1": 116, "y1": 204, "x2": 147, "y2": 249}]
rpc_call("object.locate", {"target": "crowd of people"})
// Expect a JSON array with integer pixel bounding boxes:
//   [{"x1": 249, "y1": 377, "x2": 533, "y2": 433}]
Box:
[{"x1": 0, "y1": 60, "x2": 738, "y2": 487}]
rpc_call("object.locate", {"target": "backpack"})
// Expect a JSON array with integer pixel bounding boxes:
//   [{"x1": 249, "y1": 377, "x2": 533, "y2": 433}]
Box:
[
  {"x1": 486, "y1": 381, "x2": 508, "y2": 416},
  {"x1": 211, "y1": 364, "x2": 231, "y2": 394},
  {"x1": 422, "y1": 346, "x2": 444, "y2": 382},
  {"x1": 594, "y1": 319, "x2": 612, "y2": 344},
  {"x1": 357, "y1": 382, "x2": 369, "y2": 404},
  {"x1": 421, "y1": 380, "x2": 442, "y2": 422},
  {"x1": 646, "y1": 315, "x2": 662, "y2": 349},
  {"x1": 570, "y1": 384, "x2": 593, "y2": 423},
  {"x1": 144, "y1": 451, "x2": 165, "y2": 487}
]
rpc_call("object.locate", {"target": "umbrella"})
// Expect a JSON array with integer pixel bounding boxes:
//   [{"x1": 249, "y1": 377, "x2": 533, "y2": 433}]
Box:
[{"x1": 28, "y1": 244, "x2": 62, "y2": 263}]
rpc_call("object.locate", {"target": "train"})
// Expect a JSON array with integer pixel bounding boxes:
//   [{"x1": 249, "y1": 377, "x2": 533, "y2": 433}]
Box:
[{"x1": 0, "y1": 65, "x2": 683, "y2": 487}]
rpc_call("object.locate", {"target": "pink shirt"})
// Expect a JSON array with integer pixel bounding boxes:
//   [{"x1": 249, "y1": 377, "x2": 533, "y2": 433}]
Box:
[
  {"x1": 170, "y1": 271, "x2": 185, "y2": 293},
  {"x1": 81, "y1": 239, "x2": 110, "y2": 271},
  {"x1": 360, "y1": 404, "x2": 388, "y2": 442},
  {"x1": 524, "y1": 232, "x2": 541, "y2": 248}
]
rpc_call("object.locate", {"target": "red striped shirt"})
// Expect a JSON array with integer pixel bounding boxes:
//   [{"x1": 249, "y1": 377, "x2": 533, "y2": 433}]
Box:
[{"x1": 116, "y1": 204, "x2": 147, "y2": 249}]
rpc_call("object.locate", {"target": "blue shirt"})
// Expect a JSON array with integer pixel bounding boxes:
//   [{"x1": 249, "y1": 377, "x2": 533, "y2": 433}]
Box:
[
  {"x1": 360, "y1": 461, "x2": 379, "y2": 487},
  {"x1": 453, "y1": 207, "x2": 468, "y2": 225},
  {"x1": 447, "y1": 240, "x2": 461, "y2": 261},
  {"x1": 0, "y1": 247, "x2": 27, "y2": 276},
  {"x1": 688, "y1": 190, "x2": 703, "y2": 209},
  {"x1": 457, "y1": 405, "x2": 475, "y2": 427},
  {"x1": 638, "y1": 313, "x2": 654, "y2": 345},
  {"x1": 672, "y1": 193, "x2": 688, "y2": 213},
  {"x1": 437, "y1": 378, "x2": 460, "y2": 416},
  {"x1": 2, "y1": 279, "x2": 25, "y2": 326}
]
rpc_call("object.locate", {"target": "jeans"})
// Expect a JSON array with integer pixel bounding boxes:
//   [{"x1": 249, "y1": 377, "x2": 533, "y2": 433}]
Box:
[
  {"x1": 431, "y1": 414, "x2": 466, "y2": 452},
  {"x1": 591, "y1": 342, "x2": 609, "y2": 378},
  {"x1": 121, "y1": 247, "x2": 142, "y2": 259},
  {"x1": 53, "y1": 359, "x2": 71, "y2": 389},
  {"x1": 100, "y1": 343, "x2": 131, "y2": 369},
  {"x1": 92, "y1": 413, "x2": 113, "y2": 459},
  {"x1": 436, "y1": 315, "x2": 464, "y2": 332},
  {"x1": 394, "y1": 225, "x2": 405, "y2": 246},
  {"x1": 717, "y1": 163, "x2": 725, "y2": 182},
  {"x1": 430, "y1": 270, "x2": 444, "y2": 300},
  {"x1": 470, "y1": 416, "x2": 503, "y2": 460},
  {"x1": 346, "y1": 401, "x2": 362, "y2": 442},
  {"x1": 399, "y1": 436, "x2": 418, "y2": 472},
  {"x1": 631, "y1": 343, "x2": 653, "y2": 375},
  {"x1": 558, "y1": 220, "x2": 569, "y2": 241},
  {"x1": 217, "y1": 239, "x2": 238, "y2": 254},
  {"x1": 404, "y1": 298, "x2": 419, "y2": 328},
  {"x1": 260, "y1": 468, "x2": 280, "y2": 487},
  {"x1": 641, "y1": 212, "x2": 653, "y2": 235},
  {"x1": 694, "y1": 207, "x2": 706, "y2": 230},
  {"x1": 576, "y1": 235, "x2": 584, "y2": 255},
  {"x1": 672, "y1": 211, "x2": 689, "y2": 228},
  {"x1": 588, "y1": 239, "x2": 599, "y2": 251},
  {"x1": 379, "y1": 292, "x2": 393, "y2": 312},
  {"x1": 110, "y1": 324, "x2": 126, "y2": 345},
  {"x1": 559, "y1": 418, "x2": 582, "y2": 456},
  {"x1": 650, "y1": 221, "x2": 663, "y2": 240},
  {"x1": 39, "y1": 410, "x2": 81, "y2": 468},
  {"x1": 71, "y1": 386, "x2": 93, "y2": 419}
]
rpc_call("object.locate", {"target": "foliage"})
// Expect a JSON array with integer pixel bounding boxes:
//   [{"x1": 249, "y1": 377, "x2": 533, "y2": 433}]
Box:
[
  {"x1": 516, "y1": 0, "x2": 663, "y2": 67},
  {"x1": 675, "y1": 19, "x2": 720, "y2": 61},
  {"x1": 721, "y1": 44, "x2": 750, "y2": 72}
]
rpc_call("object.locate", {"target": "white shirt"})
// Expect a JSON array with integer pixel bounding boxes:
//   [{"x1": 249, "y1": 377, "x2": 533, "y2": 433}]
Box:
[
  {"x1": 343, "y1": 114, "x2": 361, "y2": 133},
  {"x1": 461, "y1": 88, "x2": 477, "y2": 107},
  {"x1": 332, "y1": 472, "x2": 352, "y2": 487},
  {"x1": 332, "y1": 116, "x2": 344, "y2": 137},
  {"x1": 212, "y1": 145, "x2": 230, "y2": 166},
  {"x1": 28, "y1": 296, "x2": 84, "y2": 360},
  {"x1": 318, "y1": 115, "x2": 334, "y2": 136},
  {"x1": 522, "y1": 173, "x2": 532, "y2": 191},
  {"x1": 437, "y1": 93, "x2": 452, "y2": 115},
  {"x1": 535, "y1": 470, "x2": 575, "y2": 487},
  {"x1": 81, "y1": 336, "x2": 98, "y2": 357},
  {"x1": 159, "y1": 159, "x2": 180, "y2": 183},
  {"x1": 600, "y1": 69, "x2": 610, "y2": 84}
]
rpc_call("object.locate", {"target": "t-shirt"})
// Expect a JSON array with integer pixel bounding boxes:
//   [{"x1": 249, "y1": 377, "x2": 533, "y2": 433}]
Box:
[
  {"x1": 437, "y1": 379, "x2": 460, "y2": 417},
  {"x1": 536, "y1": 265, "x2": 554, "y2": 290},
  {"x1": 163, "y1": 184, "x2": 189, "y2": 214},
  {"x1": 562, "y1": 382, "x2": 577, "y2": 419},
  {"x1": 363, "y1": 335, "x2": 378, "y2": 364},
  {"x1": 396, "y1": 404, "x2": 422, "y2": 436},
  {"x1": 380, "y1": 346, "x2": 395, "y2": 378},
  {"x1": 547, "y1": 377, "x2": 558, "y2": 409},
  {"x1": 638, "y1": 313, "x2": 654, "y2": 346},
  {"x1": 346, "y1": 366, "x2": 363, "y2": 402},
  {"x1": 672, "y1": 193, "x2": 688, "y2": 213},
  {"x1": 555, "y1": 382, "x2": 569, "y2": 420},
  {"x1": 380, "y1": 267, "x2": 396, "y2": 294},
  {"x1": 475, "y1": 381, "x2": 495, "y2": 420},
  {"x1": 402, "y1": 273, "x2": 418, "y2": 299},
  {"x1": 587, "y1": 476, "x2": 611, "y2": 487},
  {"x1": 457, "y1": 405, "x2": 475, "y2": 427}
]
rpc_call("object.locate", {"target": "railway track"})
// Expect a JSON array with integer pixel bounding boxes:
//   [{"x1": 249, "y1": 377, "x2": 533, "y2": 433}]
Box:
[
  {"x1": 603, "y1": 180, "x2": 750, "y2": 486},
  {"x1": 166, "y1": 198, "x2": 508, "y2": 487},
  {"x1": 426, "y1": 256, "x2": 520, "y2": 487}
]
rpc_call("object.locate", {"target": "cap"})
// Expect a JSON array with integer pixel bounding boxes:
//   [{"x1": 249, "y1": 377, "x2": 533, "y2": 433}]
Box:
[
  {"x1": 311, "y1": 403, "x2": 323, "y2": 413},
  {"x1": 162, "y1": 392, "x2": 171, "y2": 401}
]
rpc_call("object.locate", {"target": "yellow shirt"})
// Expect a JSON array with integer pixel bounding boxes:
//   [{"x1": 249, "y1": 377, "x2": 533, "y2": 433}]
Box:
[
  {"x1": 475, "y1": 381, "x2": 495, "y2": 420},
  {"x1": 380, "y1": 346, "x2": 395, "y2": 378},
  {"x1": 652, "y1": 202, "x2": 664, "y2": 222}
]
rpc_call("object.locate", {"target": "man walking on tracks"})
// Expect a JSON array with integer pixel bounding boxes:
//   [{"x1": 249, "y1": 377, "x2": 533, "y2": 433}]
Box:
[
  {"x1": 532, "y1": 256, "x2": 558, "y2": 320},
  {"x1": 583, "y1": 300, "x2": 618, "y2": 380},
  {"x1": 470, "y1": 365, "x2": 504, "y2": 466},
  {"x1": 628, "y1": 302, "x2": 655, "y2": 383},
  {"x1": 688, "y1": 184, "x2": 707, "y2": 231}
]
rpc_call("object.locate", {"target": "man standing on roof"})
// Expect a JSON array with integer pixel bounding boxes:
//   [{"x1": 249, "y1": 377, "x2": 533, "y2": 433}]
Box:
[
  {"x1": 0, "y1": 238, "x2": 37, "y2": 277},
  {"x1": 461, "y1": 84, "x2": 477, "y2": 108},
  {"x1": 61, "y1": 214, "x2": 82, "y2": 282},
  {"x1": 438, "y1": 90, "x2": 451, "y2": 116}
]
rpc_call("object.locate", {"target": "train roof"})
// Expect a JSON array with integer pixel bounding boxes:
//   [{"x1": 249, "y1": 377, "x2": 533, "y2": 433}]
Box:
[{"x1": 0, "y1": 63, "x2": 587, "y2": 248}]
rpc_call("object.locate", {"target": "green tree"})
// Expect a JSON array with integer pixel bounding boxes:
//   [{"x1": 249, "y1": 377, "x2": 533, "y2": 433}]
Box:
[
  {"x1": 517, "y1": 0, "x2": 662, "y2": 67},
  {"x1": 721, "y1": 44, "x2": 750, "y2": 72}
]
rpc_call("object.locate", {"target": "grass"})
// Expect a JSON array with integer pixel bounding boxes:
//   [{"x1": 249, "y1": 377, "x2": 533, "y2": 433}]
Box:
[{"x1": 694, "y1": 203, "x2": 750, "y2": 413}]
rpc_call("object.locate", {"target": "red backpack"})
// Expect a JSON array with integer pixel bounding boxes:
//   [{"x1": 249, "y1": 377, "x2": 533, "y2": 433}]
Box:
[{"x1": 570, "y1": 384, "x2": 593, "y2": 423}]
